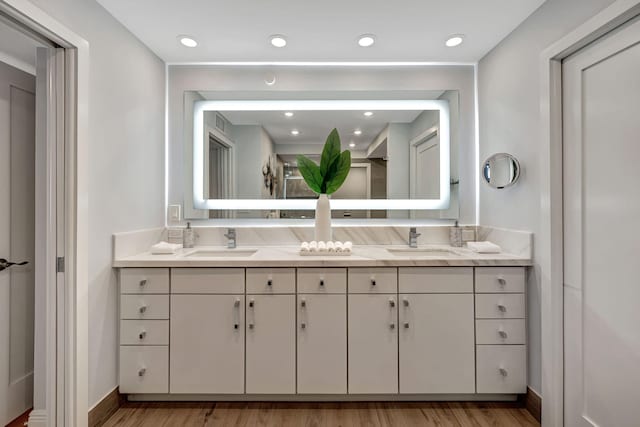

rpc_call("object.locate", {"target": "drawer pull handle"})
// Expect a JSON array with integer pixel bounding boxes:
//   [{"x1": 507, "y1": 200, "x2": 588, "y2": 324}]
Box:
[
  {"x1": 267, "y1": 279, "x2": 273, "y2": 287},
  {"x1": 234, "y1": 299, "x2": 240, "y2": 308},
  {"x1": 249, "y1": 300, "x2": 254, "y2": 308},
  {"x1": 249, "y1": 323, "x2": 254, "y2": 329},
  {"x1": 403, "y1": 298, "x2": 410, "y2": 307},
  {"x1": 138, "y1": 368, "x2": 146, "y2": 377},
  {"x1": 371, "y1": 279, "x2": 376, "y2": 286},
  {"x1": 498, "y1": 329, "x2": 508, "y2": 339},
  {"x1": 319, "y1": 279, "x2": 325, "y2": 287},
  {"x1": 301, "y1": 322, "x2": 306, "y2": 329},
  {"x1": 139, "y1": 331, "x2": 146, "y2": 340},
  {"x1": 497, "y1": 304, "x2": 507, "y2": 313},
  {"x1": 300, "y1": 298, "x2": 306, "y2": 308},
  {"x1": 389, "y1": 299, "x2": 395, "y2": 308},
  {"x1": 390, "y1": 323, "x2": 395, "y2": 330},
  {"x1": 139, "y1": 305, "x2": 147, "y2": 314},
  {"x1": 497, "y1": 277, "x2": 506, "y2": 286},
  {"x1": 499, "y1": 367, "x2": 508, "y2": 377},
  {"x1": 234, "y1": 323, "x2": 239, "y2": 329},
  {"x1": 403, "y1": 322, "x2": 410, "y2": 329},
  {"x1": 139, "y1": 279, "x2": 147, "y2": 287}
]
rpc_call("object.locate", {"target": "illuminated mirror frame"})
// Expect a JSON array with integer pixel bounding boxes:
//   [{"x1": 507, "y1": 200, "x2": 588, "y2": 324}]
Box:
[{"x1": 193, "y1": 99, "x2": 450, "y2": 211}]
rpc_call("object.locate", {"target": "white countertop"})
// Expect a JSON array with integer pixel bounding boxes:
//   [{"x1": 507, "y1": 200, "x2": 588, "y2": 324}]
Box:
[{"x1": 113, "y1": 244, "x2": 532, "y2": 268}]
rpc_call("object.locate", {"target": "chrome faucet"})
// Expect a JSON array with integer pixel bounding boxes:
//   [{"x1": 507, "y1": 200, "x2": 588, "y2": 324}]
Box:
[
  {"x1": 409, "y1": 227, "x2": 421, "y2": 248},
  {"x1": 224, "y1": 228, "x2": 237, "y2": 249}
]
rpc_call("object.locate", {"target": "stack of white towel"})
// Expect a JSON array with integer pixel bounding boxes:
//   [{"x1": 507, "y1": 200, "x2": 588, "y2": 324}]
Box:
[
  {"x1": 150, "y1": 241, "x2": 182, "y2": 255},
  {"x1": 466, "y1": 241, "x2": 501, "y2": 254},
  {"x1": 300, "y1": 241, "x2": 353, "y2": 254}
]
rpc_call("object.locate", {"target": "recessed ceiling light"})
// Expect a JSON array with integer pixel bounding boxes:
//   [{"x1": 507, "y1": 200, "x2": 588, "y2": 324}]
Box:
[
  {"x1": 364, "y1": 111, "x2": 373, "y2": 117},
  {"x1": 178, "y1": 35, "x2": 198, "y2": 47},
  {"x1": 445, "y1": 34, "x2": 465, "y2": 47},
  {"x1": 270, "y1": 35, "x2": 287, "y2": 48},
  {"x1": 349, "y1": 142, "x2": 356, "y2": 148},
  {"x1": 264, "y1": 73, "x2": 276, "y2": 86},
  {"x1": 357, "y1": 34, "x2": 376, "y2": 47},
  {"x1": 284, "y1": 112, "x2": 294, "y2": 117},
  {"x1": 353, "y1": 129, "x2": 362, "y2": 136},
  {"x1": 291, "y1": 129, "x2": 300, "y2": 136}
]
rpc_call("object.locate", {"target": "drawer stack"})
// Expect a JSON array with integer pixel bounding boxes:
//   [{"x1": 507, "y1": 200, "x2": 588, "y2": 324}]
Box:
[
  {"x1": 119, "y1": 268, "x2": 170, "y2": 393},
  {"x1": 474, "y1": 267, "x2": 526, "y2": 393}
]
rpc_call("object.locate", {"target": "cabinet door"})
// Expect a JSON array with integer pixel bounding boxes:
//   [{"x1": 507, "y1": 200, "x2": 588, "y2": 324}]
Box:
[
  {"x1": 399, "y1": 294, "x2": 475, "y2": 393},
  {"x1": 348, "y1": 295, "x2": 398, "y2": 394},
  {"x1": 246, "y1": 295, "x2": 296, "y2": 394},
  {"x1": 297, "y1": 294, "x2": 347, "y2": 394},
  {"x1": 170, "y1": 295, "x2": 244, "y2": 393}
]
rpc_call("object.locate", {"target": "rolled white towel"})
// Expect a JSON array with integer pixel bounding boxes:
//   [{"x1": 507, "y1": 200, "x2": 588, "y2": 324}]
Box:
[
  {"x1": 334, "y1": 241, "x2": 344, "y2": 252},
  {"x1": 343, "y1": 241, "x2": 353, "y2": 254},
  {"x1": 467, "y1": 241, "x2": 501, "y2": 254},
  {"x1": 300, "y1": 242, "x2": 310, "y2": 252},
  {"x1": 309, "y1": 241, "x2": 318, "y2": 252},
  {"x1": 318, "y1": 241, "x2": 328, "y2": 252},
  {"x1": 150, "y1": 241, "x2": 182, "y2": 255},
  {"x1": 326, "y1": 241, "x2": 336, "y2": 252}
]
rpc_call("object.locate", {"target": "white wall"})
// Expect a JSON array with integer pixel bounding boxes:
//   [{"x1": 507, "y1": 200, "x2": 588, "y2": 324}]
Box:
[
  {"x1": 26, "y1": 0, "x2": 166, "y2": 407},
  {"x1": 477, "y1": 0, "x2": 616, "y2": 394}
]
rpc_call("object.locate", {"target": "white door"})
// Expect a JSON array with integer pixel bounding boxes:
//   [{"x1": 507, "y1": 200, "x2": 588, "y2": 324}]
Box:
[
  {"x1": 170, "y1": 295, "x2": 245, "y2": 393},
  {"x1": 348, "y1": 294, "x2": 398, "y2": 394},
  {"x1": 245, "y1": 295, "x2": 295, "y2": 394},
  {"x1": 0, "y1": 61, "x2": 36, "y2": 425},
  {"x1": 399, "y1": 294, "x2": 475, "y2": 393},
  {"x1": 297, "y1": 294, "x2": 347, "y2": 394},
  {"x1": 563, "y1": 15, "x2": 640, "y2": 427}
]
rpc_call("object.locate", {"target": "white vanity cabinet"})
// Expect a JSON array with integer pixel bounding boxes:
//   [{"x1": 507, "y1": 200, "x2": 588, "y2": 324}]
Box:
[
  {"x1": 297, "y1": 268, "x2": 347, "y2": 394},
  {"x1": 347, "y1": 268, "x2": 398, "y2": 394},
  {"x1": 398, "y1": 268, "x2": 475, "y2": 394},
  {"x1": 169, "y1": 268, "x2": 245, "y2": 394}
]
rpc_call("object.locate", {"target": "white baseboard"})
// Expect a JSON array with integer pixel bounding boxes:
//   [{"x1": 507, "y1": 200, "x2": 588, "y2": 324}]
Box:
[{"x1": 27, "y1": 409, "x2": 47, "y2": 427}]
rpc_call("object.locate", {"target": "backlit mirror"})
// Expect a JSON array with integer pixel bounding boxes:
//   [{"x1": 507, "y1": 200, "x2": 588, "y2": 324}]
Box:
[
  {"x1": 185, "y1": 91, "x2": 460, "y2": 220},
  {"x1": 483, "y1": 153, "x2": 520, "y2": 189}
]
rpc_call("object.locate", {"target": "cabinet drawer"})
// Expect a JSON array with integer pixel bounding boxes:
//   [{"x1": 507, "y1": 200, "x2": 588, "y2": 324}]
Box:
[
  {"x1": 119, "y1": 346, "x2": 168, "y2": 394},
  {"x1": 476, "y1": 345, "x2": 526, "y2": 394},
  {"x1": 120, "y1": 295, "x2": 169, "y2": 320},
  {"x1": 120, "y1": 268, "x2": 169, "y2": 294},
  {"x1": 348, "y1": 268, "x2": 397, "y2": 293},
  {"x1": 475, "y1": 319, "x2": 526, "y2": 345},
  {"x1": 246, "y1": 268, "x2": 295, "y2": 294},
  {"x1": 297, "y1": 268, "x2": 347, "y2": 294},
  {"x1": 399, "y1": 267, "x2": 473, "y2": 293},
  {"x1": 475, "y1": 294, "x2": 525, "y2": 319},
  {"x1": 120, "y1": 320, "x2": 169, "y2": 345},
  {"x1": 475, "y1": 267, "x2": 525, "y2": 293},
  {"x1": 171, "y1": 268, "x2": 244, "y2": 294}
]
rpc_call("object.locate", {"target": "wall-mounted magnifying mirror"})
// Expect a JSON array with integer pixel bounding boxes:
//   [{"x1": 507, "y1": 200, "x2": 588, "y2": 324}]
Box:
[{"x1": 483, "y1": 153, "x2": 520, "y2": 189}]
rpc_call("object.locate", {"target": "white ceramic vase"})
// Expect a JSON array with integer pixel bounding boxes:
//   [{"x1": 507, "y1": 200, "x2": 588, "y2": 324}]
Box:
[{"x1": 314, "y1": 193, "x2": 332, "y2": 242}]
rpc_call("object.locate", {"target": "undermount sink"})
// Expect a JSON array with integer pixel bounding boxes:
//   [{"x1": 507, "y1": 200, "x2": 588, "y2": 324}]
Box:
[
  {"x1": 184, "y1": 249, "x2": 258, "y2": 258},
  {"x1": 386, "y1": 248, "x2": 462, "y2": 257}
]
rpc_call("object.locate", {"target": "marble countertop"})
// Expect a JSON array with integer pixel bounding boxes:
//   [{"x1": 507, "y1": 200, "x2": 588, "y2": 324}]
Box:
[{"x1": 113, "y1": 244, "x2": 532, "y2": 268}]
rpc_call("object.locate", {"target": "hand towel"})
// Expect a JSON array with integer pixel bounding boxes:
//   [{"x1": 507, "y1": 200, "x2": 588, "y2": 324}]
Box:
[{"x1": 467, "y1": 241, "x2": 501, "y2": 254}]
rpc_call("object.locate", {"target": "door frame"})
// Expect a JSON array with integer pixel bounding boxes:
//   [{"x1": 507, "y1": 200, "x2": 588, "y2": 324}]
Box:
[
  {"x1": 0, "y1": 1, "x2": 89, "y2": 426},
  {"x1": 539, "y1": 0, "x2": 640, "y2": 425}
]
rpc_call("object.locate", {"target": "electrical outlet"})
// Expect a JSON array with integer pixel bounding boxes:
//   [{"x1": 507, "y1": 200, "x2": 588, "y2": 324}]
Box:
[{"x1": 168, "y1": 204, "x2": 181, "y2": 222}]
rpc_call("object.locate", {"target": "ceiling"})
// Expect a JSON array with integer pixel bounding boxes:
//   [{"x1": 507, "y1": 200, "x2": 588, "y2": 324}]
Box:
[{"x1": 96, "y1": 0, "x2": 545, "y2": 63}]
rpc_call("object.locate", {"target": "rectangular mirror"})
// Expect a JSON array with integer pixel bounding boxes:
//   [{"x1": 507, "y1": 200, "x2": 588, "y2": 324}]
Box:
[{"x1": 185, "y1": 91, "x2": 460, "y2": 220}]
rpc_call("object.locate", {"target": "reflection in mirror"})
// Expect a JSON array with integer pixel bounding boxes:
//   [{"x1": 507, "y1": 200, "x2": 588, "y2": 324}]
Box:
[
  {"x1": 186, "y1": 93, "x2": 460, "y2": 220},
  {"x1": 483, "y1": 153, "x2": 520, "y2": 189}
]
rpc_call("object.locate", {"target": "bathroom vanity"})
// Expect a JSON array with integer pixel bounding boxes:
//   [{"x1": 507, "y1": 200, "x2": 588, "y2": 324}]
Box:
[{"x1": 114, "y1": 245, "x2": 530, "y2": 401}]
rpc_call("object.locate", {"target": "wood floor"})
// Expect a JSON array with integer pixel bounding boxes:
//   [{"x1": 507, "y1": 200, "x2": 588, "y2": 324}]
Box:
[{"x1": 102, "y1": 402, "x2": 540, "y2": 427}]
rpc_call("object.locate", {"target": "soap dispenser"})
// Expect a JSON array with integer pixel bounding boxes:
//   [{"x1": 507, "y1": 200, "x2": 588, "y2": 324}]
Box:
[
  {"x1": 183, "y1": 222, "x2": 195, "y2": 248},
  {"x1": 450, "y1": 221, "x2": 463, "y2": 247}
]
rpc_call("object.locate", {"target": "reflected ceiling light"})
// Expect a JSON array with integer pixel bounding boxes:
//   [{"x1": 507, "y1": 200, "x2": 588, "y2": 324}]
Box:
[
  {"x1": 349, "y1": 142, "x2": 356, "y2": 148},
  {"x1": 291, "y1": 129, "x2": 300, "y2": 136},
  {"x1": 284, "y1": 112, "x2": 294, "y2": 117},
  {"x1": 364, "y1": 111, "x2": 373, "y2": 117},
  {"x1": 353, "y1": 129, "x2": 362, "y2": 135},
  {"x1": 178, "y1": 35, "x2": 198, "y2": 47},
  {"x1": 270, "y1": 35, "x2": 287, "y2": 48},
  {"x1": 357, "y1": 34, "x2": 376, "y2": 47},
  {"x1": 445, "y1": 34, "x2": 465, "y2": 47}
]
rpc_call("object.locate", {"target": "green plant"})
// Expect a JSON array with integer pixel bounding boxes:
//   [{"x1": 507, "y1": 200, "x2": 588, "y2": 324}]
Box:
[{"x1": 296, "y1": 128, "x2": 351, "y2": 195}]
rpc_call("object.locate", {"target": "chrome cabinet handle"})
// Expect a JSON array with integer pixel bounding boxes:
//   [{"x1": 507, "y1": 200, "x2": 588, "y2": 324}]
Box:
[
  {"x1": 319, "y1": 279, "x2": 325, "y2": 287},
  {"x1": 249, "y1": 300, "x2": 254, "y2": 308},
  {"x1": 371, "y1": 279, "x2": 376, "y2": 286},
  {"x1": 267, "y1": 279, "x2": 273, "y2": 287},
  {"x1": 498, "y1": 329, "x2": 508, "y2": 338},
  {"x1": 138, "y1": 368, "x2": 146, "y2": 377},
  {"x1": 497, "y1": 304, "x2": 507, "y2": 313},
  {"x1": 139, "y1": 305, "x2": 147, "y2": 314},
  {"x1": 301, "y1": 322, "x2": 306, "y2": 329},
  {"x1": 248, "y1": 298, "x2": 255, "y2": 329},
  {"x1": 300, "y1": 298, "x2": 306, "y2": 308},
  {"x1": 139, "y1": 279, "x2": 147, "y2": 287},
  {"x1": 389, "y1": 298, "x2": 395, "y2": 308},
  {"x1": 497, "y1": 276, "x2": 506, "y2": 286},
  {"x1": 403, "y1": 322, "x2": 410, "y2": 329},
  {"x1": 139, "y1": 331, "x2": 146, "y2": 340},
  {"x1": 499, "y1": 367, "x2": 508, "y2": 377},
  {"x1": 233, "y1": 298, "x2": 240, "y2": 330},
  {"x1": 403, "y1": 298, "x2": 409, "y2": 307},
  {"x1": 390, "y1": 323, "x2": 395, "y2": 330}
]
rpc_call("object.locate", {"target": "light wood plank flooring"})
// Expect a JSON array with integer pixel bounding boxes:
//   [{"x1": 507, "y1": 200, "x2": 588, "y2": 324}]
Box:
[{"x1": 102, "y1": 402, "x2": 540, "y2": 427}]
